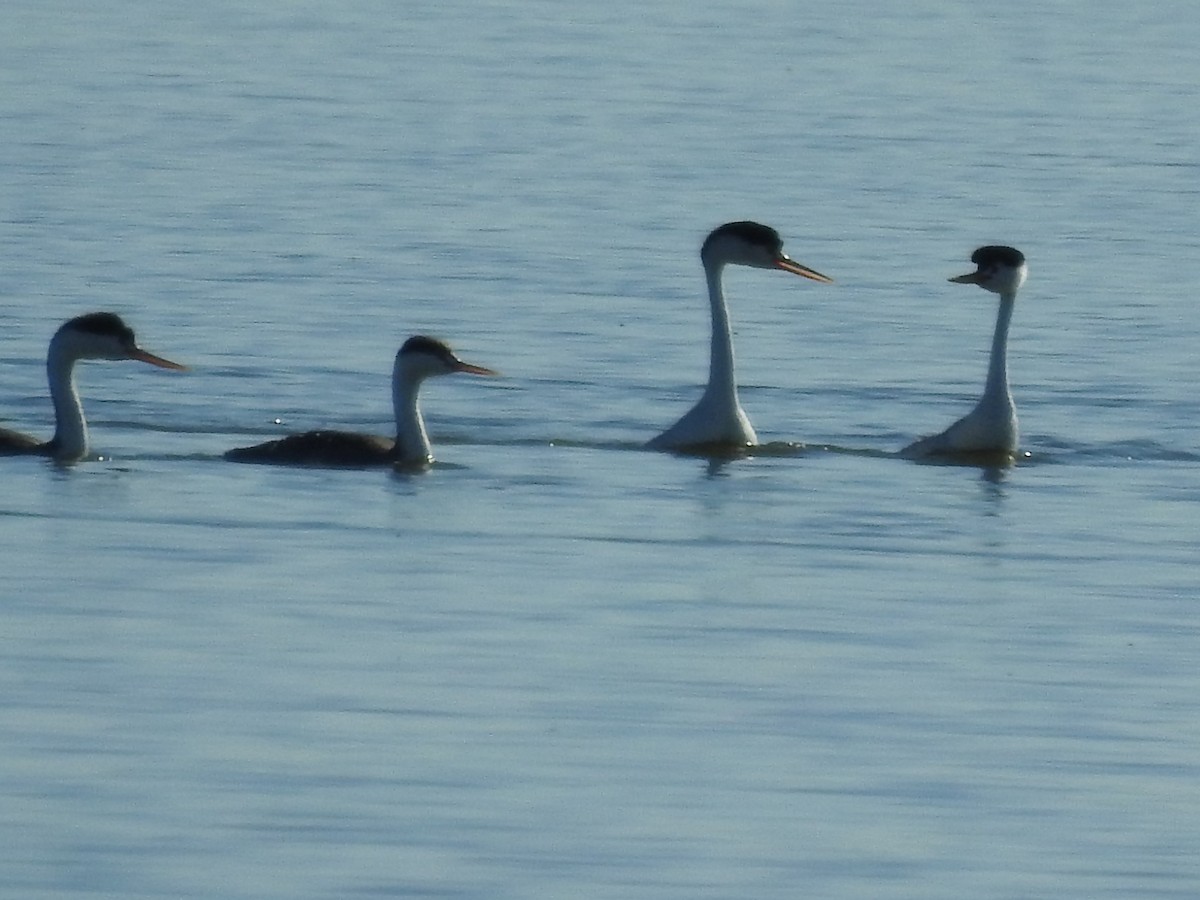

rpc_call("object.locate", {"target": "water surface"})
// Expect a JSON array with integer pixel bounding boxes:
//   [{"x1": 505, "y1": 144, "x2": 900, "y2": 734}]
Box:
[{"x1": 2, "y1": 1, "x2": 1198, "y2": 898}]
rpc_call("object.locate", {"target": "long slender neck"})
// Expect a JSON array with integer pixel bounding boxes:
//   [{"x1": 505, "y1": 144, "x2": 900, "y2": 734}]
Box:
[
  {"x1": 982, "y1": 289, "x2": 1016, "y2": 404},
  {"x1": 46, "y1": 343, "x2": 88, "y2": 461},
  {"x1": 702, "y1": 259, "x2": 739, "y2": 407},
  {"x1": 392, "y1": 364, "x2": 431, "y2": 464}
]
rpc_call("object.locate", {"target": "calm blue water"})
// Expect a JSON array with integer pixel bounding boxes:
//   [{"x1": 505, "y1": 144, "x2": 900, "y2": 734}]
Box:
[{"x1": 3, "y1": 1, "x2": 1199, "y2": 898}]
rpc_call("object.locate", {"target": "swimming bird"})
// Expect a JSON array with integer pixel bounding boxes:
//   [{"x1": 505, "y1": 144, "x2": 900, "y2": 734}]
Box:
[
  {"x1": 647, "y1": 221, "x2": 833, "y2": 452},
  {"x1": 0, "y1": 312, "x2": 187, "y2": 463},
  {"x1": 901, "y1": 246, "x2": 1027, "y2": 461},
  {"x1": 224, "y1": 335, "x2": 497, "y2": 468}
]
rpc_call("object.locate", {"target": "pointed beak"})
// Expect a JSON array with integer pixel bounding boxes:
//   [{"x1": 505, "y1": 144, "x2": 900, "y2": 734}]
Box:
[
  {"x1": 453, "y1": 359, "x2": 499, "y2": 377},
  {"x1": 949, "y1": 270, "x2": 983, "y2": 285},
  {"x1": 775, "y1": 256, "x2": 834, "y2": 283},
  {"x1": 129, "y1": 348, "x2": 189, "y2": 371}
]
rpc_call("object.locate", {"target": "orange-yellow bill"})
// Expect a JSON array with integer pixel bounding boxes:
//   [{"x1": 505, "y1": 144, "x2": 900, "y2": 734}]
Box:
[
  {"x1": 775, "y1": 256, "x2": 834, "y2": 283},
  {"x1": 130, "y1": 348, "x2": 188, "y2": 371},
  {"x1": 453, "y1": 360, "x2": 499, "y2": 377}
]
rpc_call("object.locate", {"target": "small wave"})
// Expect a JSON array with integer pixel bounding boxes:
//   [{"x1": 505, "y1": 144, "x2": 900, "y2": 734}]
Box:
[{"x1": 1025, "y1": 437, "x2": 1200, "y2": 464}]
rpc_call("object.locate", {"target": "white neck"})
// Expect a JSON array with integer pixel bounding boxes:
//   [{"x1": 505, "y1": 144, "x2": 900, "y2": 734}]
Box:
[
  {"x1": 392, "y1": 361, "x2": 432, "y2": 464},
  {"x1": 982, "y1": 289, "x2": 1016, "y2": 406},
  {"x1": 646, "y1": 258, "x2": 758, "y2": 449},
  {"x1": 702, "y1": 259, "x2": 741, "y2": 411},
  {"x1": 46, "y1": 342, "x2": 88, "y2": 461}
]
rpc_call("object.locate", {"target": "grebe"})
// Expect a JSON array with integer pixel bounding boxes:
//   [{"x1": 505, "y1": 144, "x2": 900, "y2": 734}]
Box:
[
  {"x1": 0, "y1": 312, "x2": 187, "y2": 463},
  {"x1": 901, "y1": 246, "x2": 1027, "y2": 461},
  {"x1": 224, "y1": 335, "x2": 497, "y2": 468},
  {"x1": 647, "y1": 221, "x2": 832, "y2": 452}
]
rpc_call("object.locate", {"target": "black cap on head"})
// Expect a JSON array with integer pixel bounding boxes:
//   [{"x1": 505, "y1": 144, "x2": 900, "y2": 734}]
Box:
[
  {"x1": 64, "y1": 312, "x2": 136, "y2": 346},
  {"x1": 400, "y1": 335, "x2": 456, "y2": 361},
  {"x1": 971, "y1": 246, "x2": 1025, "y2": 268},
  {"x1": 702, "y1": 221, "x2": 783, "y2": 257}
]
